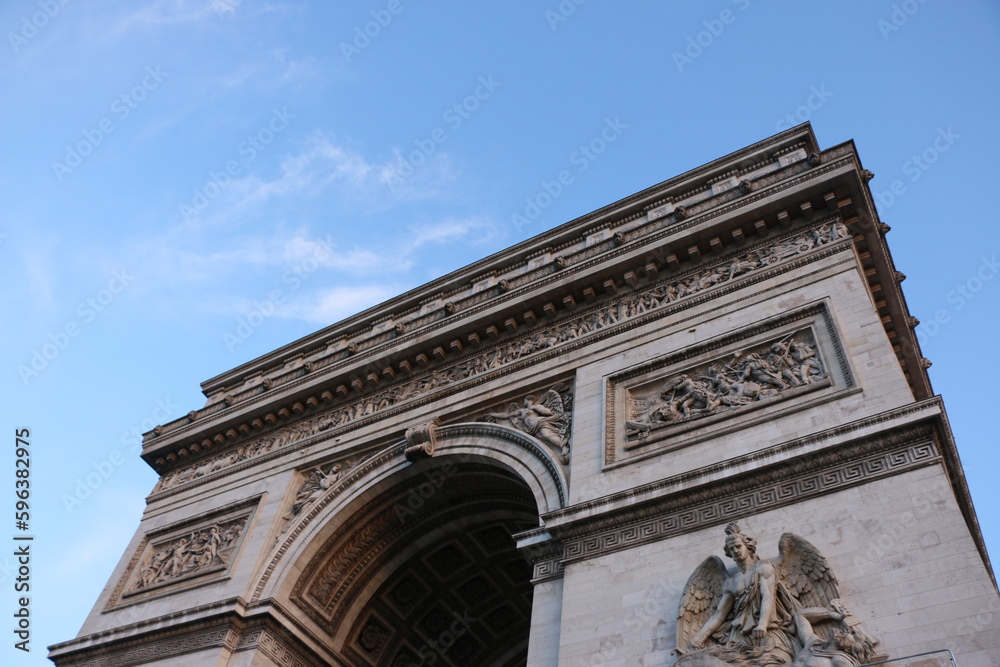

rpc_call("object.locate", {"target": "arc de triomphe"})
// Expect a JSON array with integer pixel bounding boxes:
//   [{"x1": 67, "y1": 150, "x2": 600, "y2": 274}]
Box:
[{"x1": 50, "y1": 125, "x2": 1000, "y2": 666}]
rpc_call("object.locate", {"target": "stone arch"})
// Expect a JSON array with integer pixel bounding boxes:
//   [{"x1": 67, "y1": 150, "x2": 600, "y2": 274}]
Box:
[{"x1": 249, "y1": 422, "x2": 566, "y2": 663}]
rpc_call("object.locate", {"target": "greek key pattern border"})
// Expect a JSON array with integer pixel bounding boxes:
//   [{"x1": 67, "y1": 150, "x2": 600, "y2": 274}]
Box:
[
  {"x1": 561, "y1": 436, "x2": 939, "y2": 564},
  {"x1": 55, "y1": 625, "x2": 239, "y2": 667}
]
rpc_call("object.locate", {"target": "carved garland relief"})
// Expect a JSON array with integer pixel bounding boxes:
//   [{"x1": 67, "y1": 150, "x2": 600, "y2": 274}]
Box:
[{"x1": 153, "y1": 220, "x2": 849, "y2": 493}]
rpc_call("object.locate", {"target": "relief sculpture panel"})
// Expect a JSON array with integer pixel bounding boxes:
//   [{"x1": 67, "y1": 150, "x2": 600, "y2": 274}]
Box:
[
  {"x1": 626, "y1": 328, "x2": 828, "y2": 443},
  {"x1": 478, "y1": 382, "x2": 573, "y2": 464},
  {"x1": 605, "y1": 304, "x2": 854, "y2": 466},
  {"x1": 129, "y1": 517, "x2": 248, "y2": 593},
  {"x1": 106, "y1": 499, "x2": 259, "y2": 608}
]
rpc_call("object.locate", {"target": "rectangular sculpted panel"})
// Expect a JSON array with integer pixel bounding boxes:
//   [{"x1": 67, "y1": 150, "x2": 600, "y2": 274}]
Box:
[
  {"x1": 106, "y1": 497, "x2": 259, "y2": 609},
  {"x1": 605, "y1": 305, "x2": 855, "y2": 466}
]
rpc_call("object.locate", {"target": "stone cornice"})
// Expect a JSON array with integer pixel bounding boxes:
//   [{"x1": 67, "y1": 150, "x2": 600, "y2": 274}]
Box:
[
  {"x1": 196, "y1": 125, "x2": 819, "y2": 395},
  {"x1": 142, "y1": 127, "x2": 833, "y2": 457},
  {"x1": 141, "y1": 128, "x2": 929, "y2": 484},
  {"x1": 545, "y1": 399, "x2": 946, "y2": 533},
  {"x1": 48, "y1": 598, "x2": 346, "y2": 667},
  {"x1": 552, "y1": 419, "x2": 943, "y2": 565},
  {"x1": 145, "y1": 215, "x2": 855, "y2": 480}
]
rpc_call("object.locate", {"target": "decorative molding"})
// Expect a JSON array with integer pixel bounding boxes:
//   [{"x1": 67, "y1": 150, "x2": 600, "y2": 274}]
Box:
[
  {"x1": 53, "y1": 623, "x2": 240, "y2": 667},
  {"x1": 403, "y1": 417, "x2": 441, "y2": 462},
  {"x1": 151, "y1": 218, "x2": 850, "y2": 496},
  {"x1": 234, "y1": 622, "x2": 330, "y2": 667},
  {"x1": 145, "y1": 134, "x2": 841, "y2": 447},
  {"x1": 53, "y1": 608, "x2": 335, "y2": 667},
  {"x1": 555, "y1": 425, "x2": 939, "y2": 565},
  {"x1": 518, "y1": 537, "x2": 566, "y2": 583}
]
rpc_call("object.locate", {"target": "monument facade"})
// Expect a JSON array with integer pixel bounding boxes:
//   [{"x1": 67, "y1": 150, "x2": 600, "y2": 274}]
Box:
[{"x1": 50, "y1": 124, "x2": 1000, "y2": 666}]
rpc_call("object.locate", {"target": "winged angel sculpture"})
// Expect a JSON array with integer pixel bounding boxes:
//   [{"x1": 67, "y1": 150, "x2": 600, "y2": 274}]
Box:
[
  {"x1": 486, "y1": 385, "x2": 571, "y2": 463},
  {"x1": 674, "y1": 523, "x2": 879, "y2": 667}
]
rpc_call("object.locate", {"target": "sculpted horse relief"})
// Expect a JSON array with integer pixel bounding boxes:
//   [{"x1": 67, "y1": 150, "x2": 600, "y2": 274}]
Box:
[{"x1": 674, "y1": 523, "x2": 880, "y2": 667}]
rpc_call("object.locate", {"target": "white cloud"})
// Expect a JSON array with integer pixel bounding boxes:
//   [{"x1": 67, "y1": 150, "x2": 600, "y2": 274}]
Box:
[
  {"x1": 279, "y1": 285, "x2": 402, "y2": 324},
  {"x1": 404, "y1": 216, "x2": 503, "y2": 253}
]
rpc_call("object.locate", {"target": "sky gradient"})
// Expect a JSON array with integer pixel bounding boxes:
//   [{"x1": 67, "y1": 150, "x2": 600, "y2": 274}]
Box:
[{"x1": 2, "y1": 1, "x2": 999, "y2": 664}]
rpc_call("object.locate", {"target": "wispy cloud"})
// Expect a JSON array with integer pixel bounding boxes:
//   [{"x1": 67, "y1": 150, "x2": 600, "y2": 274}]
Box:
[
  {"x1": 279, "y1": 284, "x2": 402, "y2": 324},
  {"x1": 187, "y1": 131, "x2": 459, "y2": 229},
  {"x1": 404, "y1": 216, "x2": 503, "y2": 253}
]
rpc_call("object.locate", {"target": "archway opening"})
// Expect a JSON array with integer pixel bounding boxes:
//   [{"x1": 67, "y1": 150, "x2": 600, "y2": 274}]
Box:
[{"x1": 292, "y1": 458, "x2": 539, "y2": 666}]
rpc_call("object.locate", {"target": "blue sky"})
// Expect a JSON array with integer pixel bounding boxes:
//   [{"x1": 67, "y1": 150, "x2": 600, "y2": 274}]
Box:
[{"x1": 2, "y1": 1, "x2": 998, "y2": 663}]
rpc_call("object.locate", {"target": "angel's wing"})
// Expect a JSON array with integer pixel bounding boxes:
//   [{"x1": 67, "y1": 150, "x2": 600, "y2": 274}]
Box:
[
  {"x1": 675, "y1": 555, "x2": 729, "y2": 651},
  {"x1": 774, "y1": 533, "x2": 841, "y2": 609},
  {"x1": 541, "y1": 388, "x2": 566, "y2": 417}
]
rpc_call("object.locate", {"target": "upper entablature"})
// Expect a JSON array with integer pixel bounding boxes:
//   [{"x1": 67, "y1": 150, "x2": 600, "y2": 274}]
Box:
[{"x1": 144, "y1": 124, "x2": 929, "y2": 460}]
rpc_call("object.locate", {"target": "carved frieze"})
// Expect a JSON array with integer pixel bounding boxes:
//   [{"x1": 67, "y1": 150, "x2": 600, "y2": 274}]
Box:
[
  {"x1": 625, "y1": 328, "x2": 828, "y2": 442},
  {"x1": 478, "y1": 383, "x2": 573, "y2": 464},
  {"x1": 129, "y1": 517, "x2": 247, "y2": 594},
  {"x1": 153, "y1": 220, "x2": 849, "y2": 493},
  {"x1": 107, "y1": 498, "x2": 258, "y2": 608},
  {"x1": 606, "y1": 304, "x2": 854, "y2": 466}
]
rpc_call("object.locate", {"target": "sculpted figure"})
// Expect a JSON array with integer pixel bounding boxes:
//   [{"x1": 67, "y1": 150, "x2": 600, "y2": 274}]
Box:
[
  {"x1": 284, "y1": 462, "x2": 348, "y2": 521},
  {"x1": 674, "y1": 523, "x2": 879, "y2": 667},
  {"x1": 737, "y1": 353, "x2": 786, "y2": 392},
  {"x1": 487, "y1": 386, "x2": 571, "y2": 463},
  {"x1": 788, "y1": 340, "x2": 824, "y2": 384}
]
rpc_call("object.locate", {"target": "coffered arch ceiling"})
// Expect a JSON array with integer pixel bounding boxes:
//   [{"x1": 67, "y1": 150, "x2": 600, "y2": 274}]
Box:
[{"x1": 289, "y1": 458, "x2": 539, "y2": 665}]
